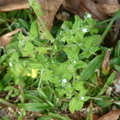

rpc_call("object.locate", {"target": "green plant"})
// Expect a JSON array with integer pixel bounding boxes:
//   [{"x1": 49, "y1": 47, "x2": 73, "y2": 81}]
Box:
[
  {"x1": 0, "y1": 9, "x2": 36, "y2": 36},
  {"x1": 1, "y1": 0, "x2": 120, "y2": 119}
]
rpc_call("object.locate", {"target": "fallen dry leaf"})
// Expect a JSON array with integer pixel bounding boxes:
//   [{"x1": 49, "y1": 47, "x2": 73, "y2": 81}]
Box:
[
  {"x1": 0, "y1": 0, "x2": 63, "y2": 30},
  {"x1": 95, "y1": 0, "x2": 120, "y2": 16},
  {"x1": 95, "y1": 0, "x2": 119, "y2": 5},
  {"x1": 63, "y1": 0, "x2": 108, "y2": 20},
  {"x1": 36, "y1": 0, "x2": 64, "y2": 30},
  {"x1": 98, "y1": 109, "x2": 120, "y2": 120},
  {"x1": 98, "y1": 4, "x2": 120, "y2": 16},
  {"x1": 0, "y1": 29, "x2": 20, "y2": 47},
  {"x1": 0, "y1": 0, "x2": 28, "y2": 12}
]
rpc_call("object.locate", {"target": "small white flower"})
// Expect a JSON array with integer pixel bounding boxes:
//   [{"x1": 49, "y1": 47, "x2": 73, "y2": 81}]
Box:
[
  {"x1": 87, "y1": 14, "x2": 91, "y2": 18},
  {"x1": 73, "y1": 61, "x2": 76, "y2": 64},
  {"x1": 9, "y1": 62, "x2": 12, "y2": 67},
  {"x1": 62, "y1": 79, "x2": 67, "y2": 83},
  {"x1": 80, "y1": 96, "x2": 84, "y2": 100},
  {"x1": 82, "y1": 28, "x2": 87, "y2": 33}
]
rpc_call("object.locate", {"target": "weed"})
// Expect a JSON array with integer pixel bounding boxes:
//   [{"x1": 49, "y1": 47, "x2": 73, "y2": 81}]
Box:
[{"x1": 0, "y1": 0, "x2": 120, "y2": 119}]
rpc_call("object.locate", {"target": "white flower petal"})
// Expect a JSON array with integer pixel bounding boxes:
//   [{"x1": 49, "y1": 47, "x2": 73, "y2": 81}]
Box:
[
  {"x1": 80, "y1": 96, "x2": 84, "y2": 100},
  {"x1": 9, "y1": 63, "x2": 12, "y2": 67},
  {"x1": 73, "y1": 61, "x2": 76, "y2": 64},
  {"x1": 62, "y1": 79, "x2": 67, "y2": 83},
  {"x1": 87, "y1": 14, "x2": 91, "y2": 18},
  {"x1": 82, "y1": 28, "x2": 87, "y2": 33}
]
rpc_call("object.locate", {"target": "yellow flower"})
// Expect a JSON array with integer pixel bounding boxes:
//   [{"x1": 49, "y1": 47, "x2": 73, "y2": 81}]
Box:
[{"x1": 27, "y1": 69, "x2": 38, "y2": 78}]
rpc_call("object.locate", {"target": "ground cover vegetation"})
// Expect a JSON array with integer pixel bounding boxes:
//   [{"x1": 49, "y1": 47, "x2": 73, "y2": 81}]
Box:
[{"x1": 1, "y1": 0, "x2": 120, "y2": 119}]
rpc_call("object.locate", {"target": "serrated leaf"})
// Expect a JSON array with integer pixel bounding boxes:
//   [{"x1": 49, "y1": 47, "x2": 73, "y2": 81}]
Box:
[
  {"x1": 74, "y1": 60, "x2": 87, "y2": 69},
  {"x1": 30, "y1": 20, "x2": 39, "y2": 38},
  {"x1": 25, "y1": 41, "x2": 34, "y2": 56},
  {"x1": 73, "y1": 81, "x2": 85, "y2": 91},
  {"x1": 75, "y1": 100, "x2": 85, "y2": 111},
  {"x1": 69, "y1": 97, "x2": 78, "y2": 113}
]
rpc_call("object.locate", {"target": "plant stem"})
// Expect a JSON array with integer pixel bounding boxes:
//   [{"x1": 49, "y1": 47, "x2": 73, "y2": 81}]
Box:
[
  {"x1": 37, "y1": 14, "x2": 55, "y2": 41},
  {"x1": 101, "y1": 20, "x2": 114, "y2": 41}
]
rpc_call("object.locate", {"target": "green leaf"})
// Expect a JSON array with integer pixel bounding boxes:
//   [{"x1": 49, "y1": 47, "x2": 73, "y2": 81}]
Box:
[
  {"x1": 75, "y1": 100, "x2": 85, "y2": 111},
  {"x1": 4, "y1": 86, "x2": 13, "y2": 91},
  {"x1": 98, "y1": 71, "x2": 116, "y2": 96},
  {"x1": 96, "y1": 100, "x2": 112, "y2": 108},
  {"x1": 96, "y1": 96, "x2": 113, "y2": 108},
  {"x1": 37, "y1": 88, "x2": 48, "y2": 100},
  {"x1": 114, "y1": 64, "x2": 120, "y2": 72},
  {"x1": 35, "y1": 47, "x2": 47, "y2": 54},
  {"x1": 69, "y1": 97, "x2": 78, "y2": 113},
  {"x1": 86, "y1": 102, "x2": 93, "y2": 120},
  {"x1": 25, "y1": 41, "x2": 34, "y2": 56},
  {"x1": 5, "y1": 41, "x2": 22, "y2": 55},
  {"x1": 53, "y1": 61, "x2": 73, "y2": 80},
  {"x1": 61, "y1": 21, "x2": 72, "y2": 30},
  {"x1": 19, "y1": 40, "x2": 34, "y2": 57},
  {"x1": 9, "y1": 51, "x2": 19, "y2": 62},
  {"x1": 37, "y1": 113, "x2": 70, "y2": 120},
  {"x1": 24, "y1": 93, "x2": 42, "y2": 103},
  {"x1": 49, "y1": 113, "x2": 70, "y2": 120},
  {"x1": 42, "y1": 69, "x2": 53, "y2": 81},
  {"x1": 72, "y1": 15, "x2": 83, "y2": 30},
  {"x1": 73, "y1": 81, "x2": 85, "y2": 91},
  {"x1": 114, "y1": 40, "x2": 120, "y2": 57},
  {"x1": 1, "y1": 71, "x2": 14, "y2": 86},
  {"x1": 80, "y1": 54, "x2": 104, "y2": 81},
  {"x1": 0, "y1": 98, "x2": 16, "y2": 109},
  {"x1": 29, "y1": 20, "x2": 39, "y2": 38},
  {"x1": 110, "y1": 57, "x2": 120, "y2": 66},
  {"x1": 64, "y1": 45, "x2": 80, "y2": 60},
  {"x1": 105, "y1": 71, "x2": 116, "y2": 86},
  {"x1": 69, "y1": 96, "x2": 89, "y2": 113},
  {"x1": 20, "y1": 102, "x2": 51, "y2": 112},
  {"x1": 74, "y1": 60, "x2": 87, "y2": 69},
  {"x1": 0, "y1": 49, "x2": 16, "y2": 64},
  {"x1": 0, "y1": 54, "x2": 8, "y2": 64},
  {"x1": 18, "y1": 18, "x2": 30, "y2": 30},
  {"x1": 80, "y1": 35, "x2": 102, "y2": 58},
  {"x1": 9, "y1": 62, "x2": 24, "y2": 76},
  {"x1": 29, "y1": 62, "x2": 42, "y2": 69}
]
